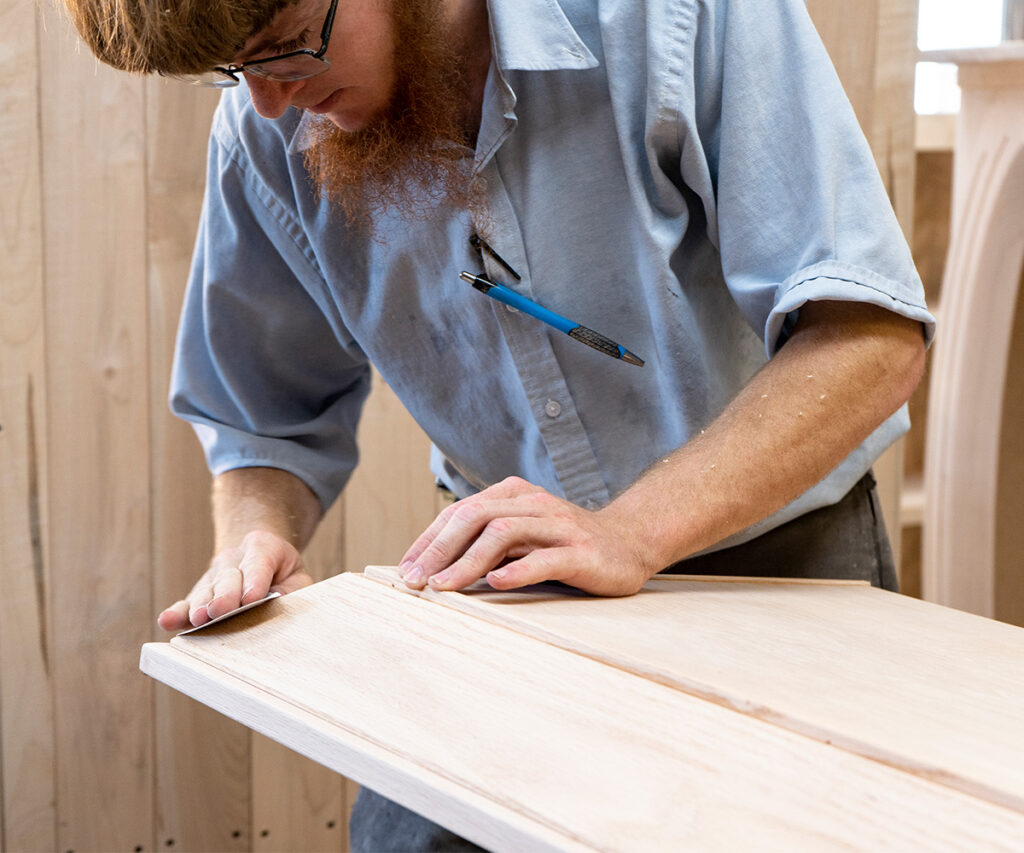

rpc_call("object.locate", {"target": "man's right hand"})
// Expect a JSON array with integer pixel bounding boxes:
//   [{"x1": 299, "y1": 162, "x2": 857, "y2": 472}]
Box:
[{"x1": 157, "y1": 529, "x2": 313, "y2": 631}]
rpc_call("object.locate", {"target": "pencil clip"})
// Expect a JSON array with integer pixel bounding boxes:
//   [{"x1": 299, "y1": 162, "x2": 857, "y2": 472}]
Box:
[{"x1": 470, "y1": 234, "x2": 522, "y2": 281}]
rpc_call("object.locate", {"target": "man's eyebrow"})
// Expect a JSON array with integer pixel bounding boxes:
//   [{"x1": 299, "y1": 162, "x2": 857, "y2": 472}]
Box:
[
  {"x1": 240, "y1": 30, "x2": 288, "y2": 59},
  {"x1": 240, "y1": 15, "x2": 312, "y2": 59}
]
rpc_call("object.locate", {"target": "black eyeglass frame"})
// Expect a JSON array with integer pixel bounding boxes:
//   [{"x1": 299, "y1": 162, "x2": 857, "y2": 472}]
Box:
[{"x1": 203, "y1": 0, "x2": 339, "y2": 85}]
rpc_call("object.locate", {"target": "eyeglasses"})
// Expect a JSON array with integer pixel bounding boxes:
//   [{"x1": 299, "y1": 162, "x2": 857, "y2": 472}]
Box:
[{"x1": 168, "y1": 0, "x2": 339, "y2": 88}]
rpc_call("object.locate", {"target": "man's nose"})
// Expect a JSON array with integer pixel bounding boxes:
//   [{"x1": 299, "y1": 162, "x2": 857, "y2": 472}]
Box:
[{"x1": 245, "y1": 74, "x2": 305, "y2": 119}]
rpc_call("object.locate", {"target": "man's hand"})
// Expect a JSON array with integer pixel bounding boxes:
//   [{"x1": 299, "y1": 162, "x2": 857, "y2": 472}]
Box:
[
  {"x1": 157, "y1": 467, "x2": 322, "y2": 631},
  {"x1": 399, "y1": 477, "x2": 655, "y2": 596},
  {"x1": 399, "y1": 302, "x2": 925, "y2": 598},
  {"x1": 157, "y1": 530, "x2": 313, "y2": 631}
]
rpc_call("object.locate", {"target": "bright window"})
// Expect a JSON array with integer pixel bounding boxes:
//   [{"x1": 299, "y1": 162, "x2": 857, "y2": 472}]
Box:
[{"x1": 915, "y1": 0, "x2": 1005, "y2": 113}]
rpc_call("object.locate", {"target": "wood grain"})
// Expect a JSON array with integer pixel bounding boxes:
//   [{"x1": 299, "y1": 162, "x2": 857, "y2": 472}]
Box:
[
  {"x1": 145, "y1": 77, "x2": 254, "y2": 852},
  {"x1": 923, "y1": 53, "x2": 1024, "y2": 619},
  {"x1": 806, "y1": 0, "x2": 920, "y2": 554},
  {"x1": 0, "y1": 0, "x2": 57, "y2": 849},
  {"x1": 38, "y1": 7, "x2": 155, "y2": 850},
  {"x1": 343, "y1": 369, "x2": 438, "y2": 572},
  {"x1": 142, "y1": 573, "x2": 1024, "y2": 851},
  {"x1": 366, "y1": 565, "x2": 1024, "y2": 815},
  {"x1": 250, "y1": 495, "x2": 348, "y2": 853}
]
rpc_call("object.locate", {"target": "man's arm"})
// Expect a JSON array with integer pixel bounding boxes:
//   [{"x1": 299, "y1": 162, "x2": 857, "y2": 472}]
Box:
[
  {"x1": 157, "y1": 467, "x2": 323, "y2": 630},
  {"x1": 399, "y1": 300, "x2": 926, "y2": 595}
]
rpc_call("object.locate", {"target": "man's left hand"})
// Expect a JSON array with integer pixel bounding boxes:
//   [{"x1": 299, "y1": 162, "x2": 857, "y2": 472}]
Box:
[{"x1": 398, "y1": 477, "x2": 653, "y2": 596}]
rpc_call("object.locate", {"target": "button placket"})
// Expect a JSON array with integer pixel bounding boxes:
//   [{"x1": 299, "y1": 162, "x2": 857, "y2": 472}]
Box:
[{"x1": 473, "y1": 162, "x2": 610, "y2": 508}]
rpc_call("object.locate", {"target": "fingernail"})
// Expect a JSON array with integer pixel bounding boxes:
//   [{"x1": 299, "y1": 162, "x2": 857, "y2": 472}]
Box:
[
  {"x1": 428, "y1": 570, "x2": 451, "y2": 588},
  {"x1": 241, "y1": 586, "x2": 254, "y2": 600},
  {"x1": 404, "y1": 566, "x2": 424, "y2": 585},
  {"x1": 489, "y1": 568, "x2": 508, "y2": 581},
  {"x1": 399, "y1": 561, "x2": 414, "y2": 579}
]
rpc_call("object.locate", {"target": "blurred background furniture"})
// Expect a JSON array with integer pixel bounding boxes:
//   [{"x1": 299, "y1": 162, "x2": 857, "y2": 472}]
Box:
[{"x1": 920, "y1": 43, "x2": 1024, "y2": 622}]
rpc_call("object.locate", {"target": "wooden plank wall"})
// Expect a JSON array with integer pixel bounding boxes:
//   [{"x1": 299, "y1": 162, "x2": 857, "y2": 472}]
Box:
[
  {"x1": 806, "y1": 0, "x2": 920, "y2": 568},
  {"x1": 0, "y1": 1, "x2": 919, "y2": 850}
]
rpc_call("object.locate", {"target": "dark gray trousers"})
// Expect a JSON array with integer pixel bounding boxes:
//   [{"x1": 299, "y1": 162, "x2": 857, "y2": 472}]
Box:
[{"x1": 349, "y1": 471, "x2": 896, "y2": 852}]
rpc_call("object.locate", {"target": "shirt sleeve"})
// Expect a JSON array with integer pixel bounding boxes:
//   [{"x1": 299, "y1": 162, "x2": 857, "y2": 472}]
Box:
[
  {"x1": 169, "y1": 114, "x2": 371, "y2": 512},
  {"x1": 680, "y1": 0, "x2": 935, "y2": 356}
]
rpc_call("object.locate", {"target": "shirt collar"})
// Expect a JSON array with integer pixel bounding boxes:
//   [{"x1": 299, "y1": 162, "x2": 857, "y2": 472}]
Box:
[
  {"x1": 289, "y1": 0, "x2": 598, "y2": 155},
  {"x1": 487, "y1": 0, "x2": 598, "y2": 72}
]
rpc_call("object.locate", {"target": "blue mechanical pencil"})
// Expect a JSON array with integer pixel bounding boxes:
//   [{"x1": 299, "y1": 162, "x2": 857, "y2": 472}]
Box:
[{"x1": 459, "y1": 271, "x2": 645, "y2": 367}]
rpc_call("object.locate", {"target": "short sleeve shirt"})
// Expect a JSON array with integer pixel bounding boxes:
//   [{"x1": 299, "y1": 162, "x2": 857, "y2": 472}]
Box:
[{"x1": 170, "y1": 0, "x2": 934, "y2": 551}]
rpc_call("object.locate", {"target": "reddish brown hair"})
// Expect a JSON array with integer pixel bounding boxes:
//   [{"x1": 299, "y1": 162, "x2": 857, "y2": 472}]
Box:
[{"x1": 62, "y1": 0, "x2": 297, "y2": 75}]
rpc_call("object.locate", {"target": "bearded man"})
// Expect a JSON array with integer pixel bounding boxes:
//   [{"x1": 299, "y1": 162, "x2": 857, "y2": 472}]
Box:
[{"x1": 64, "y1": 0, "x2": 933, "y2": 848}]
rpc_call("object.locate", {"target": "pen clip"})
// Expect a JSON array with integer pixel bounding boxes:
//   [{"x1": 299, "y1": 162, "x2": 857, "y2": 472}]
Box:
[{"x1": 470, "y1": 234, "x2": 522, "y2": 282}]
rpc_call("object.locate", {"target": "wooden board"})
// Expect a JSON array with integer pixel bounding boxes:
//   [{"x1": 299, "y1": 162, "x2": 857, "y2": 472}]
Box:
[
  {"x1": 252, "y1": 494, "x2": 349, "y2": 853},
  {"x1": 806, "y1": 0, "x2": 920, "y2": 552},
  {"x1": 366, "y1": 567, "x2": 1024, "y2": 814},
  {"x1": 343, "y1": 369, "x2": 440, "y2": 572},
  {"x1": 39, "y1": 7, "x2": 155, "y2": 851},
  {"x1": 145, "y1": 76, "x2": 254, "y2": 853},
  {"x1": 0, "y1": 0, "x2": 57, "y2": 849},
  {"x1": 141, "y1": 573, "x2": 1024, "y2": 851}
]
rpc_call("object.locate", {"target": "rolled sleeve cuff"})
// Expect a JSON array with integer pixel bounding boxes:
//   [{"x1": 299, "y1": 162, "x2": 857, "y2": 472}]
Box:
[
  {"x1": 766, "y1": 260, "x2": 937, "y2": 358},
  {"x1": 193, "y1": 421, "x2": 356, "y2": 513}
]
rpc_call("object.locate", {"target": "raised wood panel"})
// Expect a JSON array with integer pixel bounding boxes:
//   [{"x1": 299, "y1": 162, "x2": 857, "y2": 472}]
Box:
[
  {"x1": 0, "y1": 0, "x2": 57, "y2": 849},
  {"x1": 368, "y1": 566, "x2": 1024, "y2": 813},
  {"x1": 142, "y1": 574, "x2": 1024, "y2": 850}
]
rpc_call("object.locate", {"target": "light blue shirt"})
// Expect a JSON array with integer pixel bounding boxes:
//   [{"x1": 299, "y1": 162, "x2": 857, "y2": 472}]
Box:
[{"x1": 171, "y1": 0, "x2": 935, "y2": 552}]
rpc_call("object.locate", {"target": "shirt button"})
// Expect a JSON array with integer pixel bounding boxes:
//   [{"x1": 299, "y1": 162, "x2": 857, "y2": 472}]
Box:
[{"x1": 544, "y1": 399, "x2": 562, "y2": 418}]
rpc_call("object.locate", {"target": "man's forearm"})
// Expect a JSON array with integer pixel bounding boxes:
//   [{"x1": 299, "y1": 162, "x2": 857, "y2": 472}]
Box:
[
  {"x1": 602, "y1": 300, "x2": 927, "y2": 572},
  {"x1": 212, "y1": 467, "x2": 323, "y2": 554},
  {"x1": 399, "y1": 299, "x2": 926, "y2": 596}
]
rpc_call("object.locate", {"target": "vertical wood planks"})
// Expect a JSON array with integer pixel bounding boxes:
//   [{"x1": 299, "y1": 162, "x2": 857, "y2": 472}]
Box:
[
  {"x1": 0, "y1": 0, "x2": 57, "y2": 849},
  {"x1": 804, "y1": 0, "x2": 920, "y2": 557},
  {"x1": 37, "y1": 6, "x2": 154, "y2": 850},
  {"x1": 0, "y1": 1, "x2": 930, "y2": 848},
  {"x1": 251, "y1": 734, "x2": 347, "y2": 853},
  {"x1": 248, "y1": 495, "x2": 348, "y2": 852},
  {"x1": 343, "y1": 371, "x2": 439, "y2": 572},
  {"x1": 145, "y1": 77, "x2": 254, "y2": 851}
]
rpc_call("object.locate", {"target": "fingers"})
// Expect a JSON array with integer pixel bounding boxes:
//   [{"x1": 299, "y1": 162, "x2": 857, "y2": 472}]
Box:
[
  {"x1": 425, "y1": 514, "x2": 572, "y2": 591},
  {"x1": 236, "y1": 530, "x2": 296, "y2": 602},
  {"x1": 204, "y1": 566, "x2": 242, "y2": 620},
  {"x1": 157, "y1": 530, "x2": 307, "y2": 631},
  {"x1": 399, "y1": 478, "x2": 653, "y2": 597},
  {"x1": 157, "y1": 599, "x2": 191, "y2": 632},
  {"x1": 403, "y1": 492, "x2": 555, "y2": 589},
  {"x1": 399, "y1": 477, "x2": 539, "y2": 576}
]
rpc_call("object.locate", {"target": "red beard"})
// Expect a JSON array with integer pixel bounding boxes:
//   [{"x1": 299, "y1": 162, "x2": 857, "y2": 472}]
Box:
[{"x1": 302, "y1": 0, "x2": 480, "y2": 233}]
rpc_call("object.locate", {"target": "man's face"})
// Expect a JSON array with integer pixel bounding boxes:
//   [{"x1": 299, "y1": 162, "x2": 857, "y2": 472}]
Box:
[
  {"x1": 237, "y1": 0, "x2": 397, "y2": 132},
  {"x1": 236, "y1": 0, "x2": 480, "y2": 227}
]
